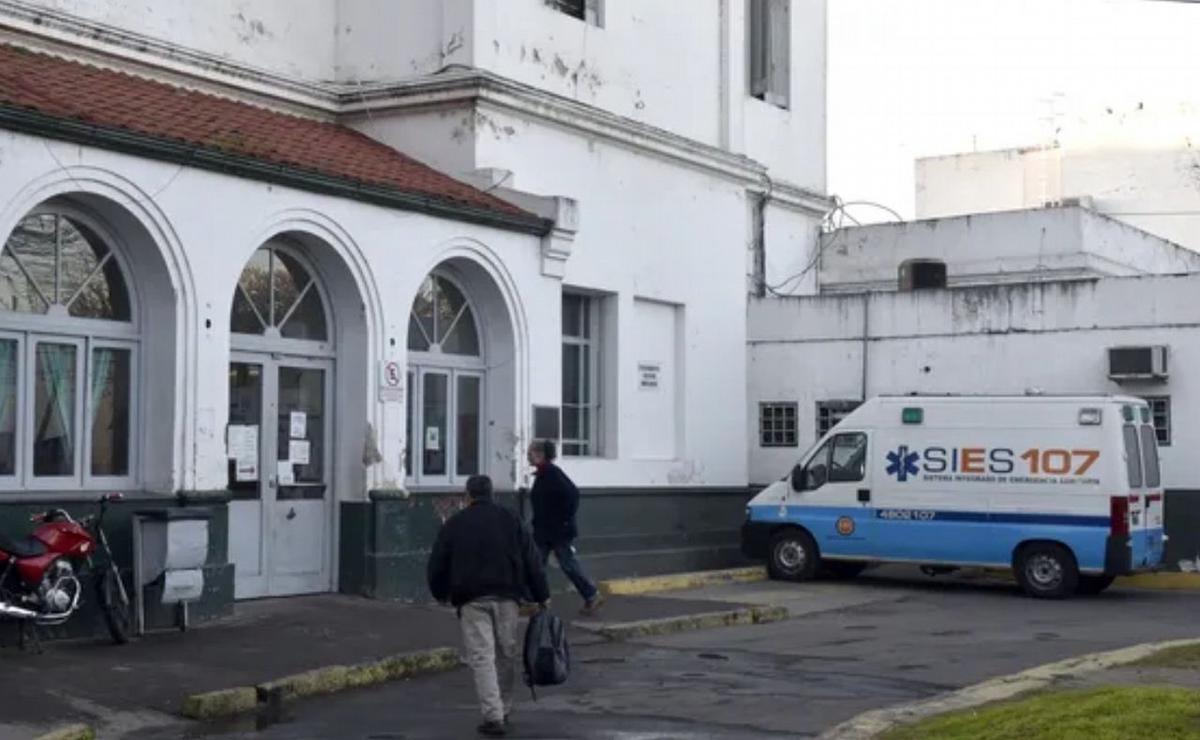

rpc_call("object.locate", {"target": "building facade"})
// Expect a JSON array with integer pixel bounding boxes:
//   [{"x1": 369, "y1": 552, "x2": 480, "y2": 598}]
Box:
[
  {"x1": 0, "y1": 0, "x2": 828, "y2": 627},
  {"x1": 748, "y1": 207, "x2": 1200, "y2": 569}
]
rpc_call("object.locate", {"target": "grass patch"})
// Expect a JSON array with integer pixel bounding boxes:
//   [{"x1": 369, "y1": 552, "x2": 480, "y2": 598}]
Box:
[
  {"x1": 1133, "y1": 643, "x2": 1200, "y2": 670},
  {"x1": 882, "y1": 686, "x2": 1200, "y2": 740}
]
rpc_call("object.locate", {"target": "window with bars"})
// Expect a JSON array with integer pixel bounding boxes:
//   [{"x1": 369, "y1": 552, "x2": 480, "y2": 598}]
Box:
[
  {"x1": 759, "y1": 402, "x2": 798, "y2": 447},
  {"x1": 748, "y1": 0, "x2": 791, "y2": 109},
  {"x1": 562, "y1": 293, "x2": 602, "y2": 456},
  {"x1": 546, "y1": 0, "x2": 603, "y2": 25},
  {"x1": 817, "y1": 400, "x2": 860, "y2": 438},
  {"x1": 1143, "y1": 396, "x2": 1172, "y2": 446}
]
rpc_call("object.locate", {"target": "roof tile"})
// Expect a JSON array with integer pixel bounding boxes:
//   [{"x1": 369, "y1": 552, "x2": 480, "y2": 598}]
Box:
[{"x1": 0, "y1": 44, "x2": 527, "y2": 220}]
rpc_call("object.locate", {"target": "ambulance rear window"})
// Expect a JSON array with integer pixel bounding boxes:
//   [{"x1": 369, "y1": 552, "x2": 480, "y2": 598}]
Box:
[
  {"x1": 1123, "y1": 425, "x2": 1143, "y2": 489},
  {"x1": 1140, "y1": 425, "x2": 1161, "y2": 488}
]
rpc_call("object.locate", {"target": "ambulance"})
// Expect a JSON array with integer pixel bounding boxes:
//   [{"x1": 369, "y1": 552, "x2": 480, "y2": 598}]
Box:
[{"x1": 741, "y1": 395, "x2": 1166, "y2": 598}]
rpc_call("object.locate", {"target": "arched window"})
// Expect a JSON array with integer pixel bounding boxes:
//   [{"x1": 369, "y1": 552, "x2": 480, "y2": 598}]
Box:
[
  {"x1": 0, "y1": 210, "x2": 137, "y2": 489},
  {"x1": 406, "y1": 274, "x2": 483, "y2": 485},
  {"x1": 231, "y1": 246, "x2": 328, "y2": 342}
]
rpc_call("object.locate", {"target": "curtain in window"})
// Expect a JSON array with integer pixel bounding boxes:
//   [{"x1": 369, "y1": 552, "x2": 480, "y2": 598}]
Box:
[
  {"x1": 0, "y1": 340, "x2": 15, "y2": 474},
  {"x1": 35, "y1": 344, "x2": 75, "y2": 475}
]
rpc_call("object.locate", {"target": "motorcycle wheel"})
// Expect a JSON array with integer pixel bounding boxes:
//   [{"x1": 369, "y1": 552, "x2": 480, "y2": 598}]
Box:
[{"x1": 98, "y1": 565, "x2": 131, "y2": 645}]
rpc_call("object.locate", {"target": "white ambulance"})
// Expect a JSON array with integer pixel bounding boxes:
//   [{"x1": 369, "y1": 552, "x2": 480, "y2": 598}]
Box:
[{"x1": 741, "y1": 395, "x2": 1167, "y2": 598}]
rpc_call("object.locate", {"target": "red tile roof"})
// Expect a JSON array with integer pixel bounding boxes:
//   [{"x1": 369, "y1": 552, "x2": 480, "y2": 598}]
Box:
[{"x1": 0, "y1": 44, "x2": 537, "y2": 227}]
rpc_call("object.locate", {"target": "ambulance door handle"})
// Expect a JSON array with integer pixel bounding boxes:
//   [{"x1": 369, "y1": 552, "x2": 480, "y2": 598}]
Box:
[{"x1": 857, "y1": 489, "x2": 871, "y2": 503}]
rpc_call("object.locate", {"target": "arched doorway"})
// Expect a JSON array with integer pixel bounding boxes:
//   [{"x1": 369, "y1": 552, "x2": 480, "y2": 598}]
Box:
[
  {"x1": 228, "y1": 238, "x2": 336, "y2": 598},
  {"x1": 0, "y1": 208, "x2": 138, "y2": 490},
  {"x1": 405, "y1": 258, "x2": 521, "y2": 490}
]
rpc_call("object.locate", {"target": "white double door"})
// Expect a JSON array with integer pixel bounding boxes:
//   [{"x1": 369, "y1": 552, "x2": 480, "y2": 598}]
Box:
[{"x1": 228, "y1": 353, "x2": 333, "y2": 599}]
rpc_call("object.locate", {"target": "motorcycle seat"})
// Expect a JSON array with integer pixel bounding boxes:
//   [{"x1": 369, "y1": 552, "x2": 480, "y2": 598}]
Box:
[{"x1": 0, "y1": 534, "x2": 47, "y2": 558}]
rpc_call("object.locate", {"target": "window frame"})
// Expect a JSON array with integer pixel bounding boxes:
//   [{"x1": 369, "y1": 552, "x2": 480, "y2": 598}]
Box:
[
  {"x1": 747, "y1": 0, "x2": 791, "y2": 109},
  {"x1": 759, "y1": 401, "x2": 799, "y2": 448},
  {"x1": 816, "y1": 399, "x2": 861, "y2": 439},
  {"x1": 405, "y1": 271, "x2": 487, "y2": 488},
  {"x1": 0, "y1": 205, "x2": 141, "y2": 493},
  {"x1": 546, "y1": 0, "x2": 603, "y2": 26},
  {"x1": 1142, "y1": 396, "x2": 1171, "y2": 447},
  {"x1": 230, "y1": 241, "x2": 335, "y2": 358},
  {"x1": 562, "y1": 292, "x2": 603, "y2": 457}
]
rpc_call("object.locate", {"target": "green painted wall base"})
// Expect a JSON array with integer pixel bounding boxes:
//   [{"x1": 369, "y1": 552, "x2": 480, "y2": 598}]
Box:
[
  {"x1": 0, "y1": 492, "x2": 233, "y2": 643},
  {"x1": 339, "y1": 487, "x2": 752, "y2": 603}
]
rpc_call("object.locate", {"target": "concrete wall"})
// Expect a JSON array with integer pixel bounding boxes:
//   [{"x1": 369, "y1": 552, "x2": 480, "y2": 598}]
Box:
[
  {"x1": 818, "y1": 207, "x2": 1200, "y2": 294},
  {"x1": 12, "y1": 0, "x2": 339, "y2": 80},
  {"x1": 470, "y1": 103, "x2": 752, "y2": 487},
  {"x1": 341, "y1": 487, "x2": 751, "y2": 602},
  {"x1": 5, "y1": 0, "x2": 827, "y2": 193},
  {"x1": 748, "y1": 276, "x2": 1200, "y2": 491},
  {"x1": 917, "y1": 146, "x2": 1200, "y2": 254}
]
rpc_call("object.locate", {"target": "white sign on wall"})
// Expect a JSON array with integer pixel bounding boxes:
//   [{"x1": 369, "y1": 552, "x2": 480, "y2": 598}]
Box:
[
  {"x1": 638, "y1": 362, "x2": 661, "y2": 390},
  {"x1": 380, "y1": 360, "x2": 404, "y2": 403}
]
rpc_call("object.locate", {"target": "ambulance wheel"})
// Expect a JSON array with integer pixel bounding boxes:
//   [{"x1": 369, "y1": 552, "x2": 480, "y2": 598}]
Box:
[
  {"x1": 768, "y1": 529, "x2": 819, "y2": 582},
  {"x1": 1015, "y1": 543, "x2": 1079, "y2": 599},
  {"x1": 1076, "y1": 575, "x2": 1116, "y2": 596},
  {"x1": 822, "y1": 561, "x2": 868, "y2": 580}
]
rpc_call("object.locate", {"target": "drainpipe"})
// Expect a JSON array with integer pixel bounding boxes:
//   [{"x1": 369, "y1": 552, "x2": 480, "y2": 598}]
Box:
[
  {"x1": 752, "y1": 193, "x2": 767, "y2": 297},
  {"x1": 860, "y1": 292, "x2": 870, "y2": 401}
]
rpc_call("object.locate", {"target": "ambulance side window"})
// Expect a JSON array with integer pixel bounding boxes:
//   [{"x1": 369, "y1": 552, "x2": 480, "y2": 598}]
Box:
[
  {"x1": 806, "y1": 441, "x2": 831, "y2": 489},
  {"x1": 829, "y1": 433, "x2": 867, "y2": 483}
]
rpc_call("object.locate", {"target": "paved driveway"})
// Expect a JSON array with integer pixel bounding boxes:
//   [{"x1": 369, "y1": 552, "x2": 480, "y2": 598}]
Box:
[{"x1": 131, "y1": 571, "x2": 1200, "y2": 739}]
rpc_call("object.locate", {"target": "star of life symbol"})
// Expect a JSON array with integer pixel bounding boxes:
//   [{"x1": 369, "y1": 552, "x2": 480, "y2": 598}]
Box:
[{"x1": 886, "y1": 445, "x2": 921, "y2": 482}]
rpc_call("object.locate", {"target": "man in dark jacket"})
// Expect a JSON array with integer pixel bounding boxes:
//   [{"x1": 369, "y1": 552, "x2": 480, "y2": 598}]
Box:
[
  {"x1": 528, "y1": 439, "x2": 603, "y2": 615},
  {"x1": 428, "y1": 475, "x2": 549, "y2": 738}
]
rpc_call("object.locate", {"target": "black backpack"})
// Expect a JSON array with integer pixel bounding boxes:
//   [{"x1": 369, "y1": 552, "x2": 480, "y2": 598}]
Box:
[{"x1": 522, "y1": 608, "x2": 570, "y2": 698}]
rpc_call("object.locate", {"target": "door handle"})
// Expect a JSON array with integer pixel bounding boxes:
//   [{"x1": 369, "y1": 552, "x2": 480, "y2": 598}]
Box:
[
  {"x1": 857, "y1": 489, "x2": 871, "y2": 503},
  {"x1": 286, "y1": 508, "x2": 297, "y2": 521}
]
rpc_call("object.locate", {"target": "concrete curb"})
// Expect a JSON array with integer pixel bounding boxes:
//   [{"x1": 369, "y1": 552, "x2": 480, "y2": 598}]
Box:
[
  {"x1": 598, "y1": 567, "x2": 767, "y2": 596},
  {"x1": 180, "y1": 646, "x2": 461, "y2": 720},
  {"x1": 32, "y1": 725, "x2": 95, "y2": 740},
  {"x1": 818, "y1": 636, "x2": 1200, "y2": 740},
  {"x1": 1117, "y1": 572, "x2": 1200, "y2": 591},
  {"x1": 580, "y1": 604, "x2": 788, "y2": 641}
]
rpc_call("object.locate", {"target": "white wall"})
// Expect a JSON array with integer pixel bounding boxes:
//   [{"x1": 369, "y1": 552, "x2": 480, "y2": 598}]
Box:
[
  {"x1": 819, "y1": 207, "x2": 1200, "y2": 294},
  {"x1": 12, "y1": 0, "x2": 338, "y2": 80},
  {"x1": 0, "y1": 128, "x2": 552, "y2": 498},
  {"x1": 918, "y1": 147, "x2": 1200, "y2": 254},
  {"x1": 740, "y1": 0, "x2": 827, "y2": 191},
  {"x1": 748, "y1": 276, "x2": 1200, "y2": 488},
  {"x1": 335, "y1": 0, "x2": 469, "y2": 81},
  {"x1": 465, "y1": 102, "x2": 751, "y2": 488}
]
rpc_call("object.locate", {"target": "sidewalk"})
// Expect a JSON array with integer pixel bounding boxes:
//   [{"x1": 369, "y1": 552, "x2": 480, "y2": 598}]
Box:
[{"x1": 1, "y1": 590, "x2": 748, "y2": 739}]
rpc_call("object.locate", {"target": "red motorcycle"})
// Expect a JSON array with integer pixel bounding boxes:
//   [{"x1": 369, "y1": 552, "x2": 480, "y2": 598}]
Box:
[{"x1": 0, "y1": 493, "x2": 131, "y2": 648}]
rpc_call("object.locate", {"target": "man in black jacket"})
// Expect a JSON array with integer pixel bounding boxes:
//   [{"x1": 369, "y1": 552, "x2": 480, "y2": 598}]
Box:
[
  {"x1": 528, "y1": 439, "x2": 603, "y2": 615},
  {"x1": 428, "y1": 475, "x2": 549, "y2": 738}
]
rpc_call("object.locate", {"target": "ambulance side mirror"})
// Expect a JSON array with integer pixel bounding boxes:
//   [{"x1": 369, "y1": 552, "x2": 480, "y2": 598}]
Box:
[{"x1": 790, "y1": 464, "x2": 808, "y2": 492}]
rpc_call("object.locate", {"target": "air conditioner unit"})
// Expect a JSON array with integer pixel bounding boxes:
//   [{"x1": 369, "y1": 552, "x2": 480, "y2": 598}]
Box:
[{"x1": 1108, "y1": 346, "x2": 1168, "y2": 382}]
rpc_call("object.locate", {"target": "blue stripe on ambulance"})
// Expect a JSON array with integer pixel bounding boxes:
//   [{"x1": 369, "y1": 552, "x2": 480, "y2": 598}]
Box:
[{"x1": 747, "y1": 504, "x2": 1160, "y2": 572}]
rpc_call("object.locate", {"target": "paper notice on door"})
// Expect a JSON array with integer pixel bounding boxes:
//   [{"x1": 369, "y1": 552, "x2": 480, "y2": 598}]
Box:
[
  {"x1": 290, "y1": 412, "x2": 307, "y2": 439},
  {"x1": 227, "y1": 425, "x2": 258, "y2": 460},
  {"x1": 277, "y1": 460, "x2": 296, "y2": 486},
  {"x1": 289, "y1": 440, "x2": 311, "y2": 465},
  {"x1": 425, "y1": 426, "x2": 441, "y2": 452},
  {"x1": 235, "y1": 461, "x2": 258, "y2": 482},
  {"x1": 228, "y1": 425, "x2": 259, "y2": 481}
]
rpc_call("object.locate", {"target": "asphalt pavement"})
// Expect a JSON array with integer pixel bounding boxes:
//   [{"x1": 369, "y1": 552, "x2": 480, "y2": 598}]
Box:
[{"x1": 122, "y1": 569, "x2": 1200, "y2": 740}]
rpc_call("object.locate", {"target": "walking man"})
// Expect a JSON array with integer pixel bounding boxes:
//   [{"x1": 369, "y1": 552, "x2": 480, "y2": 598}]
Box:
[
  {"x1": 528, "y1": 439, "x2": 603, "y2": 615},
  {"x1": 428, "y1": 475, "x2": 550, "y2": 738}
]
